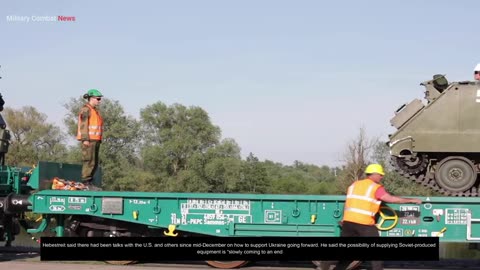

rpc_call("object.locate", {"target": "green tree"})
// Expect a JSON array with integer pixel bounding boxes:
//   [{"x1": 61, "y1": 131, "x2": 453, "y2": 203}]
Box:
[
  {"x1": 164, "y1": 138, "x2": 243, "y2": 192},
  {"x1": 236, "y1": 152, "x2": 270, "y2": 193},
  {"x1": 4, "y1": 106, "x2": 67, "y2": 166},
  {"x1": 204, "y1": 156, "x2": 242, "y2": 193},
  {"x1": 140, "y1": 102, "x2": 221, "y2": 176},
  {"x1": 261, "y1": 160, "x2": 338, "y2": 194}
]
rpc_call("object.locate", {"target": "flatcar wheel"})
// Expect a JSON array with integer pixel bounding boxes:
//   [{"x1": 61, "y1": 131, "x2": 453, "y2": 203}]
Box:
[
  {"x1": 82, "y1": 229, "x2": 138, "y2": 265},
  {"x1": 205, "y1": 260, "x2": 249, "y2": 269},
  {"x1": 105, "y1": 260, "x2": 138, "y2": 265},
  {"x1": 312, "y1": 260, "x2": 362, "y2": 270}
]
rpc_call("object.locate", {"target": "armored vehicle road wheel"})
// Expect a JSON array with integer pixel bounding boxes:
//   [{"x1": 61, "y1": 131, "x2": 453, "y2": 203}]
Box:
[
  {"x1": 435, "y1": 156, "x2": 477, "y2": 193},
  {"x1": 205, "y1": 261, "x2": 249, "y2": 269},
  {"x1": 391, "y1": 154, "x2": 428, "y2": 175}
]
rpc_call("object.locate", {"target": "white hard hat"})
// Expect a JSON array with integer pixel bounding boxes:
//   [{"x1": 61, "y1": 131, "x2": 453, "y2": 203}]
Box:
[{"x1": 475, "y1": 63, "x2": 480, "y2": 72}]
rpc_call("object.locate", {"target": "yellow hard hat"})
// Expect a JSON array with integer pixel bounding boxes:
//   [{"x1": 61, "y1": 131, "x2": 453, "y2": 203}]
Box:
[{"x1": 365, "y1": 164, "x2": 385, "y2": 176}]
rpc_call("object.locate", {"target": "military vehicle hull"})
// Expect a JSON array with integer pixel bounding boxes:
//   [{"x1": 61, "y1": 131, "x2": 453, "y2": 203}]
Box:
[{"x1": 388, "y1": 75, "x2": 480, "y2": 196}]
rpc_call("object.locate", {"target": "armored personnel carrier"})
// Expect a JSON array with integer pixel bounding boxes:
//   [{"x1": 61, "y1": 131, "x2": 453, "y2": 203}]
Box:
[{"x1": 388, "y1": 74, "x2": 480, "y2": 196}]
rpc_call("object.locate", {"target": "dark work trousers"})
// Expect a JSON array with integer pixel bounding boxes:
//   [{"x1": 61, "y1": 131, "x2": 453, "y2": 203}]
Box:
[
  {"x1": 81, "y1": 140, "x2": 101, "y2": 182},
  {"x1": 335, "y1": 221, "x2": 383, "y2": 270}
]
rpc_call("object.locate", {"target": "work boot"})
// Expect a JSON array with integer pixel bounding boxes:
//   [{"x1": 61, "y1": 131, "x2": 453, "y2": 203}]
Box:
[{"x1": 83, "y1": 181, "x2": 102, "y2": 191}]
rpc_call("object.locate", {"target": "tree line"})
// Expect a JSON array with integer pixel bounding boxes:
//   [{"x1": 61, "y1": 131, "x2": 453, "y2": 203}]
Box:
[{"x1": 3, "y1": 96, "x2": 439, "y2": 196}]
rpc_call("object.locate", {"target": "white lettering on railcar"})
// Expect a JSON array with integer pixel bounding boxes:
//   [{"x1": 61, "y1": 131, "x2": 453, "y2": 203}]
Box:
[
  {"x1": 170, "y1": 199, "x2": 252, "y2": 226},
  {"x1": 445, "y1": 208, "x2": 468, "y2": 225}
]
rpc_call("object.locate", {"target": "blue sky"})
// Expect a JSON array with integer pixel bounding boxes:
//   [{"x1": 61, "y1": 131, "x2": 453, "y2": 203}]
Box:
[{"x1": 1, "y1": 1, "x2": 478, "y2": 166}]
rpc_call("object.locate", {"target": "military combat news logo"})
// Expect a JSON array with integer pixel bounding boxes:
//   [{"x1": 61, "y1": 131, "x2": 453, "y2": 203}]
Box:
[{"x1": 6, "y1": 15, "x2": 76, "y2": 23}]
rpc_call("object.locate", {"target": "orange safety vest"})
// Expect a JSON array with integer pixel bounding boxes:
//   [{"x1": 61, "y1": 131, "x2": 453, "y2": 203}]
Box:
[
  {"x1": 76, "y1": 104, "x2": 103, "y2": 141},
  {"x1": 342, "y1": 179, "x2": 382, "y2": 225}
]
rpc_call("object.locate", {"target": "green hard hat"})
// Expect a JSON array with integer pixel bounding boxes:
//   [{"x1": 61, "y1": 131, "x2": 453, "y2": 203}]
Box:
[{"x1": 87, "y1": 89, "x2": 103, "y2": 97}]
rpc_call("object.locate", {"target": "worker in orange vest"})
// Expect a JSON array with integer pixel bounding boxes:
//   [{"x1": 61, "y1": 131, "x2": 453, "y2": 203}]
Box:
[
  {"x1": 334, "y1": 164, "x2": 422, "y2": 270},
  {"x1": 76, "y1": 89, "x2": 104, "y2": 191}
]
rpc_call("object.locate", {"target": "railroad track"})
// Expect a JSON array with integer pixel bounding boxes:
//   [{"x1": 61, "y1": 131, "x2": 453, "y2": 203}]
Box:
[{"x1": 2, "y1": 247, "x2": 480, "y2": 269}]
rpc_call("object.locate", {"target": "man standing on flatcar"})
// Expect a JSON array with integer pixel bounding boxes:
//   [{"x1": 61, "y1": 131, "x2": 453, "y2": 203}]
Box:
[{"x1": 77, "y1": 89, "x2": 104, "y2": 191}]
